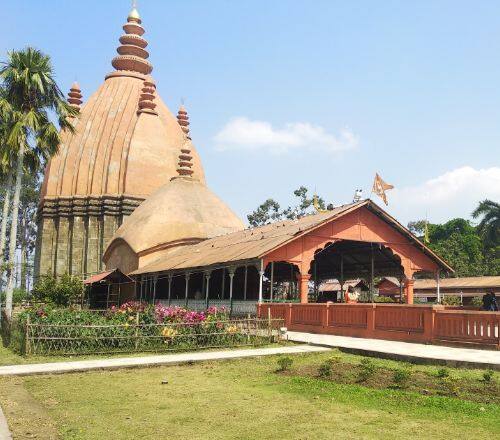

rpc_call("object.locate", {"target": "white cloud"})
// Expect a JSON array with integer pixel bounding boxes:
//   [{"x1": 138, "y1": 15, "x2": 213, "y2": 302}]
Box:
[
  {"x1": 214, "y1": 117, "x2": 359, "y2": 154},
  {"x1": 389, "y1": 166, "x2": 500, "y2": 224}
]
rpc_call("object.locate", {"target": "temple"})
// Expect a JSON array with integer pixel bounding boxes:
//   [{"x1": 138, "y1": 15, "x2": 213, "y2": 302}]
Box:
[
  {"x1": 34, "y1": 7, "x2": 206, "y2": 279},
  {"x1": 36, "y1": 7, "x2": 453, "y2": 312}
]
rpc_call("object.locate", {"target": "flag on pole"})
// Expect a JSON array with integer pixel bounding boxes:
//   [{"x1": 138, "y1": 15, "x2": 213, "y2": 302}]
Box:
[{"x1": 372, "y1": 173, "x2": 394, "y2": 205}]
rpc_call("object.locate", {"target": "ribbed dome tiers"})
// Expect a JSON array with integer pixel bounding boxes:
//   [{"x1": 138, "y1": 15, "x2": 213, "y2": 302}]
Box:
[{"x1": 35, "y1": 7, "x2": 209, "y2": 279}]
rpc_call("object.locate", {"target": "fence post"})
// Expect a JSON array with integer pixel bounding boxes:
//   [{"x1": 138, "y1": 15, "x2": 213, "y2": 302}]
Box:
[
  {"x1": 134, "y1": 311, "x2": 140, "y2": 351},
  {"x1": 367, "y1": 304, "x2": 376, "y2": 335},
  {"x1": 267, "y1": 308, "x2": 272, "y2": 341},
  {"x1": 322, "y1": 302, "x2": 330, "y2": 329},
  {"x1": 25, "y1": 314, "x2": 31, "y2": 356},
  {"x1": 246, "y1": 313, "x2": 251, "y2": 345},
  {"x1": 497, "y1": 314, "x2": 500, "y2": 350},
  {"x1": 425, "y1": 305, "x2": 442, "y2": 343},
  {"x1": 286, "y1": 304, "x2": 293, "y2": 330}
]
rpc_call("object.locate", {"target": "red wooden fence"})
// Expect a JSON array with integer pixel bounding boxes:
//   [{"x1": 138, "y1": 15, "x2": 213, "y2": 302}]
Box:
[{"x1": 258, "y1": 303, "x2": 500, "y2": 348}]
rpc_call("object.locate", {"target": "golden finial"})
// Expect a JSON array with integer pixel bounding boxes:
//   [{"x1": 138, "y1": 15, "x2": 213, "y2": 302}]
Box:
[{"x1": 129, "y1": 0, "x2": 140, "y2": 20}]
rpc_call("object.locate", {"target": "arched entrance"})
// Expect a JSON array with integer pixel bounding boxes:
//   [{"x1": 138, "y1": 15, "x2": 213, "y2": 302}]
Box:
[{"x1": 309, "y1": 240, "x2": 405, "y2": 302}]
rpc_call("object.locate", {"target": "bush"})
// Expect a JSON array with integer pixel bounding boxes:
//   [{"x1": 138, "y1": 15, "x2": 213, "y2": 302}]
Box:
[
  {"x1": 318, "y1": 357, "x2": 339, "y2": 377},
  {"x1": 277, "y1": 356, "x2": 293, "y2": 372},
  {"x1": 0, "y1": 288, "x2": 29, "y2": 306},
  {"x1": 440, "y1": 295, "x2": 461, "y2": 306},
  {"x1": 374, "y1": 296, "x2": 395, "y2": 303},
  {"x1": 32, "y1": 273, "x2": 83, "y2": 306},
  {"x1": 471, "y1": 296, "x2": 483, "y2": 307},
  {"x1": 436, "y1": 368, "x2": 450, "y2": 379},
  {"x1": 357, "y1": 358, "x2": 377, "y2": 382},
  {"x1": 483, "y1": 370, "x2": 494, "y2": 383},
  {"x1": 442, "y1": 376, "x2": 459, "y2": 395},
  {"x1": 392, "y1": 368, "x2": 411, "y2": 387},
  {"x1": 14, "y1": 303, "x2": 253, "y2": 356}
]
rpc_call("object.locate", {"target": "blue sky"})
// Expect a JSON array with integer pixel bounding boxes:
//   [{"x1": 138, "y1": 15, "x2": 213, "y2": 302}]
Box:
[{"x1": 2, "y1": 0, "x2": 499, "y2": 225}]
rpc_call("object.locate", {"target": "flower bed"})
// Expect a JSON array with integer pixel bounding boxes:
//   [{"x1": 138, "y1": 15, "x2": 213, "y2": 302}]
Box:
[{"x1": 15, "y1": 302, "x2": 282, "y2": 356}]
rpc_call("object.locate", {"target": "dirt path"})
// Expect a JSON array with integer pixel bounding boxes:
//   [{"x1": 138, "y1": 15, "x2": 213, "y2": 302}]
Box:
[{"x1": 0, "y1": 378, "x2": 59, "y2": 439}]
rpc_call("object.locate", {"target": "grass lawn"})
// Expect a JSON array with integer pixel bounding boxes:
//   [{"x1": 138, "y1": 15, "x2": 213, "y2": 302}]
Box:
[{"x1": 0, "y1": 351, "x2": 499, "y2": 439}]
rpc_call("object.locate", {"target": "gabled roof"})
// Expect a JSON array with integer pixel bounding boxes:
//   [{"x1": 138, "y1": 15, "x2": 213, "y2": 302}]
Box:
[
  {"x1": 83, "y1": 269, "x2": 133, "y2": 285},
  {"x1": 130, "y1": 202, "x2": 362, "y2": 275},
  {"x1": 131, "y1": 199, "x2": 453, "y2": 276}
]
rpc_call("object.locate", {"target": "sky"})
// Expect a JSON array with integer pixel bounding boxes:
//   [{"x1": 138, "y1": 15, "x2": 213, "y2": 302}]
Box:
[{"x1": 1, "y1": 0, "x2": 499, "y2": 226}]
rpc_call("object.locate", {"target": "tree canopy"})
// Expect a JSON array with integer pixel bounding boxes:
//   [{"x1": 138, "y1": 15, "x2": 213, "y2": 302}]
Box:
[
  {"x1": 247, "y1": 186, "x2": 327, "y2": 227},
  {"x1": 408, "y1": 202, "x2": 499, "y2": 277}
]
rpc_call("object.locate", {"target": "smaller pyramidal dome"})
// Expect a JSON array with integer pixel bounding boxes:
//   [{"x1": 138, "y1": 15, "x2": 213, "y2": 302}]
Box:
[{"x1": 104, "y1": 134, "x2": 245, "y2": 272}]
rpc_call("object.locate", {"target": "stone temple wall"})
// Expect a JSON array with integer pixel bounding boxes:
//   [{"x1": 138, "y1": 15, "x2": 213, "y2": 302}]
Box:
[{"x1": 34, "y1": 195, "x2": 143, "y2": 280}]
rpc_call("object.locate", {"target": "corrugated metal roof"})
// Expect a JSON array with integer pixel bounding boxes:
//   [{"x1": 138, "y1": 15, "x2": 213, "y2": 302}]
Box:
[
  {"x1": 131, "y1": 200, "x2": 453, "y2": 276},
  {"x1": 83, "y1": 270, "x2": 115, "y2": 285},
  {"x1": 83, "y1": 269, "x2": 133, "y2": 285},
  {"x1": 414, "y1": 276, "x2": 500, "y2": 290},
  {"x1": 319, "y1": 279, "x2": 366, "y2": 292},
  {"x1": 131, "y1": 203, "x2": 359, "y2": 275}
]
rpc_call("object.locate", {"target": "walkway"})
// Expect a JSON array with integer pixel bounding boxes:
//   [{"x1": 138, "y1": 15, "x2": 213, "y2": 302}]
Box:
[
  {"x1": 0, "y1": 344, "x2": 329, "y2": 377},
  {"x1": 0, "y1": 405, "x2": 11, "y2": 440},
  {"x1": 287, "y1": 331, "x2": 500, "y2": 370}
]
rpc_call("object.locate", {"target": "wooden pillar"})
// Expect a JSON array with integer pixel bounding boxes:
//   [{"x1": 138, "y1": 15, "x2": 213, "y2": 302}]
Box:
[
  {"x1": 258, "y1": 261, "x2": 264, "y2": 303},
  {"x1": 270, "y1": 262, "x2": 274, "y2": 302},
  {"x1": 436, "y1": 270, "x2": 441, "y2": 303},
  {"x1": 313, "y1": 261, "x2": 318, "y2": 295},
  {"x1": 152, "y1": 275, "x2": 158, "y2": 304},
  {"x1": 221, "y1": 268, "x2": 225, "y2": 300},
  {"x1": 184, "y1": 273, "x2": 190, "y2": 308},
  {"x1": 404, "y1": 279, "x2": 415, "y2": 305},
  {"x1": 106, "y1": 283, "x2": 111, "y2": 309},
  {"x1": 340, "y1": 253, "x2": 345, "y2": 303},
  {"x1": 298, "y1": 274, "x2": 311, "y2": 304},
  {"x1": 205, "y1": 271, "x2": 211, "y2": 309},
  {"x1": 167, "y1": 274, "x2": 173, "y2": 306},
  {"x1": 370, "y1": 246, "x2": 375, "y2": 302},
  {"x1": 243, "y1": 266, "x2": 248, "y2": 301},
  {"x1": 228, "y1": 267, "x2": 235, "y2": 316}
]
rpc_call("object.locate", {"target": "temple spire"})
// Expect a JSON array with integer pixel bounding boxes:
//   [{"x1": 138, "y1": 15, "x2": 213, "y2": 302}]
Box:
[
  {"x1": 111, "y1": 6, "x2": 152, "y2": 75},
  {"x1": 67, "y1": 82, "x2": 83, "y2": 110},
  {"x1": 138, "y1": 77, "x2": 158, "y2": 115},
  {"x1": 177, "y1": 105, "x2": 190, "y2": 138},
  {"x1": 173, "y1": 137, "x2": 195, "y2": 179}
]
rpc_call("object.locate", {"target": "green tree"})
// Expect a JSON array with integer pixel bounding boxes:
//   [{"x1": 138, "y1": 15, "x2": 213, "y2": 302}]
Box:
[
  {"x1": 472, "y1": 199, "x2": 499, "y2": 250},
  {"x1": 247, "y1": 199, "x2": 282, "y2": 227},
  {"x1": 248, "y1": 187, "x2": 327, "y2": 227},
  {"x1": 0, "y1": 47, "x2": 77, "y2": 319},
  {"x1": 408, "y1": 217, "x2": 493, "y2": 277},
  {"x1": 32, "y1": 273, "x2": 83, "y2": 307}
]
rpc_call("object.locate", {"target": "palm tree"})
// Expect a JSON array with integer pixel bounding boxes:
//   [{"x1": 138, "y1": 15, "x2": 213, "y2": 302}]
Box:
[
  {"x1": 0, "y1": 87, "x2": 14, "y2": 291},
  {"x1": 472, "y1": 199, "x2": 500, "y2": 250},
  {"x1": 0, "y1": 47, "x2": 77, "y2": 319}
]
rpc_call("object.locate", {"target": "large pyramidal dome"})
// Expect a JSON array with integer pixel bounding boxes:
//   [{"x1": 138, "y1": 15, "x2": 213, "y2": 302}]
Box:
[{"x1": 35, "y1": 7, "x2": 208, "y2": 279}]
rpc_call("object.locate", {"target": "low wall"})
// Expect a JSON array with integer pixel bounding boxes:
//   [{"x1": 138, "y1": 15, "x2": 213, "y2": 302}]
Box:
[{"x1": 258, "y1": 303, "x2": 500, "y2": 348}]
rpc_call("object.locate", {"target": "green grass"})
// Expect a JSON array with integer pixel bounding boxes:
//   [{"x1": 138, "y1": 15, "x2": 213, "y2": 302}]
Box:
[{"x1": 0, "y1": 352, "x2": 498, "y2": 439}]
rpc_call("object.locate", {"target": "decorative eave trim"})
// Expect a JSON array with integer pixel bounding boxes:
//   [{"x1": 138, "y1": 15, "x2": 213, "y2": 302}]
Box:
[{"x1": 37, "y1": 194, "x2": 145, "y2": 219}]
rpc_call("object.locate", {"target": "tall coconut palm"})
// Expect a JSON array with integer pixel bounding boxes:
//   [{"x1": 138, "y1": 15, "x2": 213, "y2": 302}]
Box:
[
  {"x1": 0, "y1": 87, "x2": 14, "y2": 292},
  {"x1": 0, "y1": 47, "x2": 77, "y2": 319},
  {"x1": 472, "y1": 199, "x2": 500, "y2": 250}
]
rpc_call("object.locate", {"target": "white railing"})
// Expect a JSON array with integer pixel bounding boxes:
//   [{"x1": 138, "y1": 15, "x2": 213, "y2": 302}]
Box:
[{"x1": 159, "y1": 299, "x2": 257, "y2": 316}]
